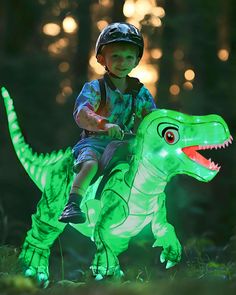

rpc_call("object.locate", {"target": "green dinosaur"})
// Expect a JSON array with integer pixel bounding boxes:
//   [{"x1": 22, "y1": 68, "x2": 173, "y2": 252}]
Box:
[{"x1": 1, "y1": 87, "x2": 232, "y2": 287}]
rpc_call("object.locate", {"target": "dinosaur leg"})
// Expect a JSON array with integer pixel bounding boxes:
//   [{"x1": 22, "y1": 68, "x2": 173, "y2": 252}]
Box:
[
  {"x1": 19, "y1": 214, "x2": 65, "y2": 288},
  {"x1": 90, "y1": 191, "x2": 128, "y2": 279},
  {"x1": 151, "y1": 193, "x2": 182, "y2": 269},
  {"x1": 91, "y1": 195, "x2": 152, "y2": 279},
  {"x1": 19, "y1": 155, "x2": 73, "y2": 287}
]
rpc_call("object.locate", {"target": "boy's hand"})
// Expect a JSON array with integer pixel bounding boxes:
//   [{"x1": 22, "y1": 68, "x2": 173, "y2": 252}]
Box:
[{"x1": 104, "y1": 123, "x2": 124, "y2": 139}]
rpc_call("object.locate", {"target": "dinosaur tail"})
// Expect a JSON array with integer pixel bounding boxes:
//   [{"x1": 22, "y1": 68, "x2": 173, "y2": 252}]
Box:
[{"x1": 1, "y1": 87, "x2": 73, "y2": 192}]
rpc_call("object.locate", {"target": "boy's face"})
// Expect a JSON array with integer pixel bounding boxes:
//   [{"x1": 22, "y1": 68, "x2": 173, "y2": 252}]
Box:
[{"x1": 97, "y1": 42, "x2": 140, "y2": 78}]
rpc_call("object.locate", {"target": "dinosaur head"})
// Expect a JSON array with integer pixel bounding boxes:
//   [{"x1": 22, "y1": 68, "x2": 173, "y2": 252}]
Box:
[{"x1": 136, "y1": 109, "x2": 232, "y2": 182}]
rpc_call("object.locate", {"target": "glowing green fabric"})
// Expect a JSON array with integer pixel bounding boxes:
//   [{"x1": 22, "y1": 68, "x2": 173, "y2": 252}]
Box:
[{"x1": 1, "y1": 87, "x2": 232, "y2": 285}]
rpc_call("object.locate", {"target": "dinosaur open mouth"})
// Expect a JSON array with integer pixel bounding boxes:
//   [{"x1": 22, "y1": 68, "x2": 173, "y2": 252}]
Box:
[{"x1": 182, "y1": 135, "x2": 233, "y2": 171}]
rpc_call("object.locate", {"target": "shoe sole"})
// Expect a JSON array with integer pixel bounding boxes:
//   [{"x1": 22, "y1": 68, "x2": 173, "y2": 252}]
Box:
[{"x1": 58, "y1": 215, "x2": 86, "y2": 224}]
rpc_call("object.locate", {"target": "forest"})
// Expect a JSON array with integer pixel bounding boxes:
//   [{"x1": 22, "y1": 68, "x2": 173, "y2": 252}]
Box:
[{"x1": 0, "y1": 0, "x2": 235, "y2": 294}]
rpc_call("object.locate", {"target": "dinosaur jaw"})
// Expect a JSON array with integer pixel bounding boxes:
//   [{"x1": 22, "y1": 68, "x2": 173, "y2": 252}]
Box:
[{"x1": 182, "y1": 135, "x2": 233, "y2": 171}]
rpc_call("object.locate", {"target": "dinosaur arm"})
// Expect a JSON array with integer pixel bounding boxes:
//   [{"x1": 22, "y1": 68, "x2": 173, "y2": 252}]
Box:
[{"x1": 151, "y1": 193, "x2": 182, "y2": 268}]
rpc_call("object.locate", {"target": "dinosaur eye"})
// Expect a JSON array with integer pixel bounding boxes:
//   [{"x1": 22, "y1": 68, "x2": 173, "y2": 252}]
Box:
[{"x1": 163, "y1": 128, "x2": 179, "y2": 144}]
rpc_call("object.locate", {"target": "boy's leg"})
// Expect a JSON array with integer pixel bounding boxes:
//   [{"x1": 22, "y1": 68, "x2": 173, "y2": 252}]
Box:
[{"x1": 59, "y1": 160, "x2": 98, "y2": 223}]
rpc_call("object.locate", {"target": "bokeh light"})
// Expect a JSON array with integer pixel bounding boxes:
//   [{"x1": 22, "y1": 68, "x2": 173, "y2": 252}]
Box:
[
  {"x1": 43, "y1": 23, "x2": 61, "y2": 36},
  {"x1": 97, "y1": 20, "x2": 109, "y2": 31},
  {"x1": 169, "y1": 84, "x2": 180, "y2": 96},
  {"x1": 151, "y1": 48, "x2": 163, "y2": 59},
  {"x1": 62, "y1": 86, "x2": 73, "y2": 96},
  {"x1": 123, "y1": 0, "x2": 135, "y2": 18},
  {"x1": 183, "y1": 81, "x2": 193, "y2": 90},
  {"x1": 62, "y1": 16, "x2": 78, "y2": 33},
  {"x1": 58, "y1": 62, "x2": 70, "y2": 73},
  {"x1": 152, "y1": 6, "x2": 165, "y2": 18},
  {"x1": 130, "y1": 64, "x2": 159, "y2": 84},
  {"x1": 99, "y1": 0, "x2": 113, "y2": 7},
  {"x1": 89, "y1": 55, "x2": 106, "y2": 75},
  {"x1": 184, "y1": 69, "x2": 195, "y2": 81},
  {"x1": 48, "y1": 38, "x2": 69, "y2": 55},
  {"x1": 217, "y1": 49, "x2": 229, "y2": 61}
]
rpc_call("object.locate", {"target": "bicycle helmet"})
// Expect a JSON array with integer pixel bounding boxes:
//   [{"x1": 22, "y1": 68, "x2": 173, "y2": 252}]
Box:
[{"x1": 95, "y1": 22, "x2": 144, "y2": 59}]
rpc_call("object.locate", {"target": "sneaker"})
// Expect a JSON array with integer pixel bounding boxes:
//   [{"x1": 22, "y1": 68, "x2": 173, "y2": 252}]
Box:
[{"x1": 58, "y1": 201, "x2": 86, "y2": 224}]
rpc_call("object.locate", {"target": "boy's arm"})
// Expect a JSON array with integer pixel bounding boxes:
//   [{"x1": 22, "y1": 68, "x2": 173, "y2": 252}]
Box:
[
  {"x1": 75, "y1": 106, "x2": 108, "y2": 131},
  {"x1": 73, "y1": 81, "x2": 109, "y2": 132}
]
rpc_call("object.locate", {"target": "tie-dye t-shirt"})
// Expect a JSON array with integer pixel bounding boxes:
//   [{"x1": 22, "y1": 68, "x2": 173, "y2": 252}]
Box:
[{"x1": 73, "y1": 75, "x2": 156, "y2": 132}]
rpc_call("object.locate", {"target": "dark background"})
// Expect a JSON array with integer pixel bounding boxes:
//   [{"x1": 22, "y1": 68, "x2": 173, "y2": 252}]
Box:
[{"x1": 0, "y1": 0, "x2": 235, "y2": 277}]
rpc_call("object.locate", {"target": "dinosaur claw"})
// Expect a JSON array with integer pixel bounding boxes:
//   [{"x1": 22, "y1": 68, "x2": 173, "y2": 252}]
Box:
[
  {"x1": 160, "y1": 253, "x2": 165, "y2": 263},
  {"x1": 95, "y1": 274, "x2": 104, "y2": 281},
  {"x1": 166, "y1": 260, "x2": 176, "y2": 269}
]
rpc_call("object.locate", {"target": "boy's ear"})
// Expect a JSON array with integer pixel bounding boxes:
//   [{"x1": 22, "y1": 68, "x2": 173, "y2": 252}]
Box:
[{"x1": 97, "y1": 54, "x2": 105, "y2": 66}]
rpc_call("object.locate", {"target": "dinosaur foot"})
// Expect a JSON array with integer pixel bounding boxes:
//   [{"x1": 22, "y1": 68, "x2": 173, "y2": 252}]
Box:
[
  {"x1": 19, "y1": 242, "x2": 50, "y2": 288},
  {"x1": 24, "y1": 266, "x2": 49, "y2": 288},
  {"x1": 91, "y1": 265, "x2": 124, "y2": 281}
]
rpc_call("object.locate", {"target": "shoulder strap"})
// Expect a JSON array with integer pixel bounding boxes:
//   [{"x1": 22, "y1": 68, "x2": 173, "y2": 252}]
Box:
[
  {"x1": 128, "y1": 77, "x2": 143, "y2": 94},
  {"x1": 96, "y1": 78, "x2": 106, "y2": 115},
  {"x1": 124, "y1": 77, "x2": 143, "y2": 130}
]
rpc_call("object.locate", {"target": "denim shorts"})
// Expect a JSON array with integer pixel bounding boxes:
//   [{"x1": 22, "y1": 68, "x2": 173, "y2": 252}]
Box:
[{"x1": 72, "y1": 136, "x2": 114, "y2": 172}]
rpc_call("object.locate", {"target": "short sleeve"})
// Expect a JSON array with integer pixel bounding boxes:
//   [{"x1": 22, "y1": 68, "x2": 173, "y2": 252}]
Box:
[
  {"x1": 73, "y1": 80, "x2": 101, "y2": 118},
  {"x1": 135, "y1": 86, "x2": 157, "y2": 118}
]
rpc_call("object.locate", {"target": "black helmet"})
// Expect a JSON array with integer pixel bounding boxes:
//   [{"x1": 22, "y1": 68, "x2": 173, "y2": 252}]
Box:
[{"x1": 95, "y1": 22, "x2": 144, "y2": 59}]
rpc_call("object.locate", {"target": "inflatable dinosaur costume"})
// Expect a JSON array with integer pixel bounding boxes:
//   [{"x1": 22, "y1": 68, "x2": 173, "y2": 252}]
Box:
[{"x1": 1, "y1": 87, "x2": 232, "y2": 286}]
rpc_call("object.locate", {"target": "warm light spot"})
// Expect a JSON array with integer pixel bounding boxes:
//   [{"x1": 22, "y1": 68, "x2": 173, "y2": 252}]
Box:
[
  {"x1": 89, "y1": 55, "x2": 106, "y2": 75},
  {"x1": 62, "y1": 86, "x2": 73, "y2": 96},
  {"x1": 58, "y1": 62, "x2": 70, "y2": 72},
  {"x1": 184, "y1": 69, "x2": 195, "y2": 81},
  {"x1": 126, "y1": 18, "x2": 141, "y2": 30},
  {"x1": 147, "y1": 84, "x2": 157, "y2": 98},
  {"x1": 151, "y1": 48, "x2": 162, "y2": 59},
  {"x1": 217, "y1": 49, "x2": 229, "y2": 61},
  {"x1": 99, "y1": 0, "x2": 113, "y2": 7},
  {"x1": 130, "y1": 64, "x2": 159, "y2": 84},
  {"x1": 169, "y1": 84, "x2": 180, "y2": 95},
  {"x1": 183, "y1": 81, "x2": 193, "y2": 90},
  {"x1": 43, "y1": 23, "x2": 61, "y2": 36},
  {"x1": 123, "y1": 0, "x2": 135, "y2": 17},
  {"x1": 48, "y1": 44, "x2": 60, "y2": 54},
  {"x1": 60, "y1": 79, "x2": 71, "y2": 88},
  {"x1": 58, "y1": 38, "x2": 69, "y2": 47},
  {"x1": 62, "y1": 16, "x2": 78, "y2": 33},
  {"x1": 56, "y1": 94, "x2": 67, "y2": 104},
  {"x1": 150, "y1": 16, "x2": 162, "y2": 27},
  {"x1": 47, "y1": 38, "x2": 69, "y2": 55},
  {"x1": 124, "y1": 0, "x2": 153, "y2": 21},
  {"x1": 135, "y1": 0, "x2": 153, "y2": 16},
  {"x1": 152, "y1": 6, "x2": 165, "y2": 18},
  {"x1": 173, "y1": 49, "x2": 184, "y2": 60},
  {"x1": 97, "y1": 20, "x2": 109, "y2": 31}
]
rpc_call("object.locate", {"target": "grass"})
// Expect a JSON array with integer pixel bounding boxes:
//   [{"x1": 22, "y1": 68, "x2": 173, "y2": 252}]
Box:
[{"x1": 0, "y1": 238, "x2": 236, "y2": 295}]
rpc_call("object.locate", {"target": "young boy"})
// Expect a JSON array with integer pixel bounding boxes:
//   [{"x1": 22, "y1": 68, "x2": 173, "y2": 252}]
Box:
[{"x1": 59, "y1": 22, "x2": 156, "y2": 224}]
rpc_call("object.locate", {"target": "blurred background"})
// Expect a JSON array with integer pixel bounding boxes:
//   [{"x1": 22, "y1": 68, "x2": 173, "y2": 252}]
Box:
[{"x1": 0, "y1": 0, "x2": 235, "y2": 281}]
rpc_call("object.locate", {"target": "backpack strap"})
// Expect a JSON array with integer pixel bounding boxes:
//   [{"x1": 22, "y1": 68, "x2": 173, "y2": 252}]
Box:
[
  {"x1": 124, "y1": 77, "x2": 143, "y2": 130},
  {"x1": 96, "y1": 78, "x2": 107, "y2": 115}
]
